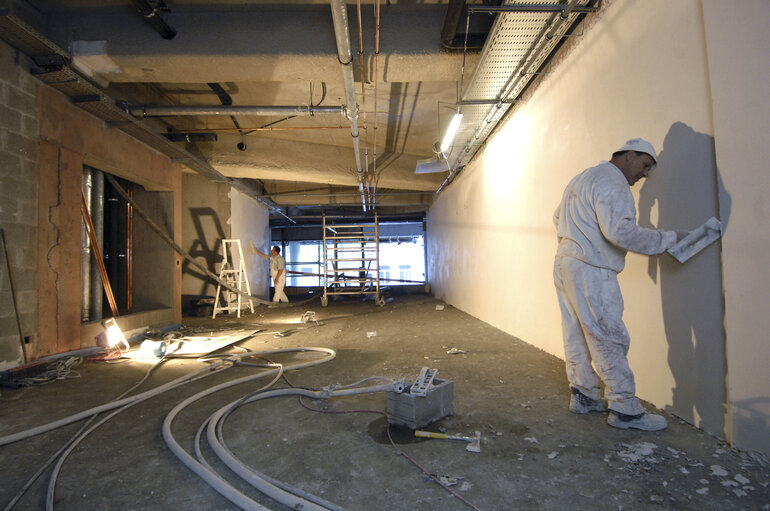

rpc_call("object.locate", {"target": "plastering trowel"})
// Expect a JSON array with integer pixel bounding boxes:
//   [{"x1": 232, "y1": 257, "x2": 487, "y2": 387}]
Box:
[{"x1": 667, "y1": 217, "x2": 722, "y2": 263}]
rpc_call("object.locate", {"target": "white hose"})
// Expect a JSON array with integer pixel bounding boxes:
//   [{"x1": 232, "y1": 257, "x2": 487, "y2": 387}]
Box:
[
  {"x1": 0, "y1": 360, "x2": 231, "y2": 447},
  {"x1": 201, "y1": 383, "x2": 397, "y2": 511},
  {"x1": 161, "y1": 347, "x2": 337, "y2": 511}
]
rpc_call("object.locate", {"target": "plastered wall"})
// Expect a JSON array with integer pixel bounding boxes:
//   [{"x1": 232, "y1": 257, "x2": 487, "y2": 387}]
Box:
[
  {"x1": 229, "y1": 189, "x2": 270, "y2": 301},
  {"x1": 701, "y1": 0, "x2": 770, "y2": 457},
  {"x1": 428, "y1": 0, "x2": 769, "y2": 457}
]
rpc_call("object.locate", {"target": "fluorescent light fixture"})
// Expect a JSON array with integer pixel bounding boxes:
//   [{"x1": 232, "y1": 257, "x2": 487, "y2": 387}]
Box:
[
  {"x1": 102, "y1": 318, "x2": 130, "y2": 351},
  {"x1": 415, "y1": 157, "x2": 450, "y2": 174},
  {"x1": 440, "y1": 113, "x2": 463, "y2": 153}
]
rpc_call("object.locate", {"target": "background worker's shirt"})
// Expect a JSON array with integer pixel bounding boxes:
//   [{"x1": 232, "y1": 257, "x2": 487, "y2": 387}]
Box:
[
  {"x1": 553, "y1": 161, "x2": 677, "y2": 273},
  {"x1": 269, "y1": 254, "x2": 285, "y2": 276}
]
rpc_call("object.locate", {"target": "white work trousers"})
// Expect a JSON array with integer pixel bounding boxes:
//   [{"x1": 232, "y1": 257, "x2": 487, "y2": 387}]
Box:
[
  {"x1": 271, "y1": 271, "x2": 289, "y2": 303},
  {"x1": 553, "y1": 254, "x2": 645, "y2": 416}
]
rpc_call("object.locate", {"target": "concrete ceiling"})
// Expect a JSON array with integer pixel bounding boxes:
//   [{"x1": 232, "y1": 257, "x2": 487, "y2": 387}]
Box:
[
  {"x1": 4, "y1": 0, "x2": 498, "y2": 221},
  {"x1": 3, "y1": 0, "x2": 599, "y2": 223}
]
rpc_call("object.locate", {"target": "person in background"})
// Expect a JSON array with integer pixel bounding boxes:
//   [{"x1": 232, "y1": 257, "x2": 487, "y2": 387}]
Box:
[
  {"x1": 553, "y1": 138, "x2": 689, "y2": 431},
  {"x1": 251, "y1": 242, "x2": 289, "y2": 303}
]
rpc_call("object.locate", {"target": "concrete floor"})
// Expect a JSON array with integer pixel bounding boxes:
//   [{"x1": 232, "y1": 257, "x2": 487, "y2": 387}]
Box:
[{"x1": 1, "y1": 294, "x2": 768, "y2": 510}]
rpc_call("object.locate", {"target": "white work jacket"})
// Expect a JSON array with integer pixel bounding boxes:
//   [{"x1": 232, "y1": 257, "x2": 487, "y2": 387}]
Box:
[{"x1": 553, "y1": 161, "x2": 677, "y2": 273}]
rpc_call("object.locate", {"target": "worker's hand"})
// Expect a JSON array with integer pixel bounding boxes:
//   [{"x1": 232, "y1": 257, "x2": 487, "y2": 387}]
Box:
[{"x1": 675, "y1": 231, "x2": 690, "y2": 242}]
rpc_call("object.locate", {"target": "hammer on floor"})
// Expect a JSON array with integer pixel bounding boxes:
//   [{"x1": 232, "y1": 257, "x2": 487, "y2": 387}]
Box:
[{"x1": 414, "y1": 430, "x2": 481, "y2": 453}]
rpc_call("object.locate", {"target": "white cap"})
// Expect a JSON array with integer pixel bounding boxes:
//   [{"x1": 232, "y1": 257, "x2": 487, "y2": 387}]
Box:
[{"x1": 616, "y1": 138, "x2": 657, "y2": 168}]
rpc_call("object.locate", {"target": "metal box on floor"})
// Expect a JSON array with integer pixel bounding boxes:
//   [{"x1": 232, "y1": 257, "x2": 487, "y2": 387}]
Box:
[{"x1": 387, "y1": 378, "x2": 454, "y2": 429}]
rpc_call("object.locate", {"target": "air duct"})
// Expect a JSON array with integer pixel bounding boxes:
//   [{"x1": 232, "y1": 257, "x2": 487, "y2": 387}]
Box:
[
  {"x1": 123, "y1": 104, "x2": 345, "y2": 118},
  {"x1": 130, "y1": 0, "x2": 176, "y2": 40}
]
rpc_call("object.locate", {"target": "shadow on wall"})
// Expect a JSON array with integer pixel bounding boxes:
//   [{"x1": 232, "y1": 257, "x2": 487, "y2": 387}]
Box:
[
  {"x1": 182, "y1": 207, "x2": 226, "y2": 296},
  {"x1": 638, "y1": 122, "x2": 732, "y2": 438}
]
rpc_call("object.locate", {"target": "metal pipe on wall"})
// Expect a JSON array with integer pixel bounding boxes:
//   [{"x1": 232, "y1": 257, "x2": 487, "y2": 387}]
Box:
[
  {"x1": 81, "y1": 169, "x2": 92, "y2": 323},
  {"x1": 90, "y1": 169, "x2": 105, "y2": 321},
  {"x1": 330, "y1": 0, "x2": 367, "y2": 212}
]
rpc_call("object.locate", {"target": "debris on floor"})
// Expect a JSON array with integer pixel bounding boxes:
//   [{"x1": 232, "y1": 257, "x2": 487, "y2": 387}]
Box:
[
  {"x1": 435, "y1": 304, "x2": 445, "y2": 311},
  {"x1": 366, "y1": 331, "x2": 377, "y2": 338},
  {"x1": 446, "y1": 348, "x2": 465, "y2": 355}
]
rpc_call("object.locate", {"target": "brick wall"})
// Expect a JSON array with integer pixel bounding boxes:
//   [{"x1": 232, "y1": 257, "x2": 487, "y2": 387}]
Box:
[{"x1": 0, "y1": 40, "x2": 39, "y2": 370}]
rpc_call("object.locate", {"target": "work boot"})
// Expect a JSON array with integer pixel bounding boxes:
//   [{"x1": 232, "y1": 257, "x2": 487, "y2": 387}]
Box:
[
  {"x1": 569, "y1": 387, "x2": 607, "y2": 414},
  {"x1": 607, "y1": 410, "x2": 667, "y2": 431}
]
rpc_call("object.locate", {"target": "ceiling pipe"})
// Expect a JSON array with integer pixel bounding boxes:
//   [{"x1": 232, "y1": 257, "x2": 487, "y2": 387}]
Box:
[
  {"x1": 330, "y1": 0, "x2": 367, "y2": 212},
  {"x1": 129, "y1": 0, "x2": 176, "y2": 40},
  {"x1": 440, "y1": 0, "x2": 489, "y2": 49},
  {"x1": 123, "y1": 104, "x2": 345, "y2": 118}
]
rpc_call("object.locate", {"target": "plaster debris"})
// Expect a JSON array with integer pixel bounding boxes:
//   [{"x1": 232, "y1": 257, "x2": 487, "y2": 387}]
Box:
[
  {"x1": 459, "y1": 481, "x2": 472, "y2": 491},
  {"x1": 439, "y1": 476, "x2": 460, "y2": 487},
  {"x1": 733, "y1": 489, "x2": 747, "y2": 497},
  {"x1": 524, "y1": 437, "x2": 538, "y2": 444},
  {"x1": 446, "y1": 348, "x2": 466, "y2": 355},
  {"x1": 435, "y1": 304, "x2": 445, "y2": 311},
  {"x1": 618, "y1": 442, "x2": 658, "y2": 463},
  {"x1": 696, "y1": 488, "x2": 709, "y2": 495},
  {"x1": 679, "y1": 467, "x2": 690, "y2": 475},
  {"x1": 710, "y1": 465, "x2": 729, "y2": 477},
  {"x1": 721, "y1": 480, "x2": 739, "y2": 487},
  {"x1": 300, "y1": 311, "x2": 317, "y2": 323},
  {"x1": 699, "y1": 479, "x2": 709, "y2": 485},
  {"x1": 649, "y1": 495, "x2": 664, "y2": 504},
  {"x1": 366, "y1": 331, "x2": 377, "y2": 338},
  {"x1": 547, "y1": 452, "x2": 559, "y2": 459},
  {"x1": 734, "y1": 474, "x2": 750, "y2": 485}
]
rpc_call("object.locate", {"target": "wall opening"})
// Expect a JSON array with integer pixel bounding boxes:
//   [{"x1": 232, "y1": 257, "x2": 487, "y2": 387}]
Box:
[{"x1": 81, "y1": 166, "x2": 174, "y2": 322}]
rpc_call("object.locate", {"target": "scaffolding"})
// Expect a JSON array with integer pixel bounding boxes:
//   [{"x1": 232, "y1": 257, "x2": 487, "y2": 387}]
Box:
[{"x1": 322, "y1": 214, "x2": 385, "y2": 307}]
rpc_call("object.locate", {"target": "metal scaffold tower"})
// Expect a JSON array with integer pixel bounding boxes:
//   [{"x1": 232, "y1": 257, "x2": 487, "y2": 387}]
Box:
[
  {"x1": 322, "y1": 213, "x2": 385, "y2": 307},
  {"x1": 212, "y1": 239, "x2": 254, "y2": 318}
]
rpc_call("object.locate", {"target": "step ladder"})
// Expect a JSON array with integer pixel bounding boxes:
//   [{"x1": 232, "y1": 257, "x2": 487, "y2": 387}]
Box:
[{"x1": 213, "y1": 239, "x2": 254, "y2": 318}]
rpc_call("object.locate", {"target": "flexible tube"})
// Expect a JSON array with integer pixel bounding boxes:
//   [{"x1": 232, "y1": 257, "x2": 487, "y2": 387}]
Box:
[
  {"x1": 0, "y1": 360, "x2": 231, "y2": 447},
  {"x1": 201, "y1": 383, "x2": 397, "y2": 511},
  {"x1": 162, "y1": 348, "x2": 336, "y2": 511}
]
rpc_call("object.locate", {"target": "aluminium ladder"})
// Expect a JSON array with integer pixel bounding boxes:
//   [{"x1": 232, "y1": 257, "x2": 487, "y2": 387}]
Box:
[
  {"x1": 322, "y1": 213, "x2": 385, "y2": 307},
  {"x1": 212, "y1": 239, "x2": 254, "y2": 318}
]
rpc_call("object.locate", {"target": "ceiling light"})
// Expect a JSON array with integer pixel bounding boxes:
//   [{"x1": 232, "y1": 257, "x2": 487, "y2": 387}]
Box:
[{"x1": 440, "y1": 112, "x2": 463, "y2": 153}]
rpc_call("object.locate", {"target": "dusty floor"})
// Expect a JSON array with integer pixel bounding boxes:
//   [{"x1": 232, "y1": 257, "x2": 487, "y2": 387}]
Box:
[{"x1": 1, "y1": 294, "x2": 768, "y2": 511}]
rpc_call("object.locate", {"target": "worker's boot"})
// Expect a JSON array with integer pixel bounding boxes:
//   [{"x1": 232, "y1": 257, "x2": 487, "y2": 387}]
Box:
[
  {"x1": 569, "y1": 387, "x2": 607, "y2": 414},
  {"x1": 607, "y1": 410, "x2": 667, "y2": 431}
]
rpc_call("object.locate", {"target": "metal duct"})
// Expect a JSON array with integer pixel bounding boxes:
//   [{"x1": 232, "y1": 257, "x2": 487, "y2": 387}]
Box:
[
  {"x1": 440, "y1": 0, "x2": 491, "y2": 49},
  {"x1": 163, "y1": 132, "x2": 218, "y2": 143},
  {"x1": 330, "y1": 0, "x2": 367, "y2": 212},
  {"x1": 90, "y1": 169, "x2": 105, "y2": 321},
  {"x1": 124, "y1": 104, "x2": 345, "y2": 118},
  {"x1": 81, "y1": 169, "x2": 92, "y2": 322},
  {"x1": 130, "y1": 0, "x2": 176, "y2": 40}
]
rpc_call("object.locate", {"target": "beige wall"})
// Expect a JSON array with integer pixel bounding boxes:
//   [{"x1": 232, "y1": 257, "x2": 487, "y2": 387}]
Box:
[
  {"x1": 701, "y1": 0, "x2": 770, "y2": 457},
  {"x1": 428, "y1": 0, "x2": 769, "y2": 457}
]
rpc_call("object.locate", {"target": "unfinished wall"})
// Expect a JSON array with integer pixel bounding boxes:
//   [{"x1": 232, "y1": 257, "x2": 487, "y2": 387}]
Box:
[
  {"x1": 0, "y1": 43, "x2": 181, "y2": 358},
  {"x1": 229, "y1": 188, "x2": 270, "y2": 301},
  {"x1": 428, "y1": 0, "x2": 768, "y2": 456},
  {"x1": 181, "y1": 173, "x2": 231, "y2": 308},
  {"x1": 0, "y1": 41, "x2": 39, "y2": 370}
]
